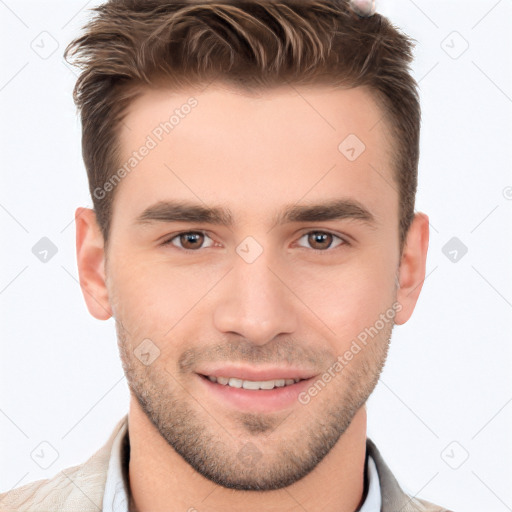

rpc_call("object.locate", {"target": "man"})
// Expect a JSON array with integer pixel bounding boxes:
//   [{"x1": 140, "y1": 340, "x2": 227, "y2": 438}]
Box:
[{"x1": 0, "y1": 0, "x2": 453, "y2": 510}]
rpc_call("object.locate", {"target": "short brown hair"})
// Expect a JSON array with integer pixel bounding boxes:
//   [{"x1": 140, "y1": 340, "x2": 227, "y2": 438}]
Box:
[{"x1": 64, "y1": 0, "x2": 420, "y2": 255}]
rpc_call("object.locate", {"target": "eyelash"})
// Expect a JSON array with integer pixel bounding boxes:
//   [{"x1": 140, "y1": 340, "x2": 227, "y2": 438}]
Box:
[{"x1": 160, "y1": 230, "x2": 350, "y2": 253}]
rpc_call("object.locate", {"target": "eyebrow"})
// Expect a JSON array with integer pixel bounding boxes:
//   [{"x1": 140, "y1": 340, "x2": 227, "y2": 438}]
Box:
[{"x1": 134, "y1": 198, "x2": 378, "y2": 229}]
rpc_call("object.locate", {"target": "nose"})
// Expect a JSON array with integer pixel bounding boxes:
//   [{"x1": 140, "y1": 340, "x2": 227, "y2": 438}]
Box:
[{"x1": 213, "y1": 250, "x2": 298, "y2": 346}]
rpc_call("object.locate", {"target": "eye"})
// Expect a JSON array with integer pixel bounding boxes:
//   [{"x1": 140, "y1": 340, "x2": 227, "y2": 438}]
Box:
[
  {"x1": 296, "y1": 231, "x2": 348, "y2": 251},
  {"x1": 161, "y1": 230, "x2": 349, "y2": 252},
  {"x1": 161, "y1": 231, "x2": 215, "y2": 251}
]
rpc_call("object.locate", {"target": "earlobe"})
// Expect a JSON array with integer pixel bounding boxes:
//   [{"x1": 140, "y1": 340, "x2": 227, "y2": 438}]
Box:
[
  {"x1": 75, "y1": 207, "x2": 113, "y2": 320},
  {"x1": 394, "y1": 212, "x2": 430, "y2": 325}
]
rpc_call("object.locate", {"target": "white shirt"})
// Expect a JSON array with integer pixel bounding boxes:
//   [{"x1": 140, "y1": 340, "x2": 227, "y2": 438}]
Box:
[{"x1": 102, "y1": 421, "x2": 382, "y2": 512}]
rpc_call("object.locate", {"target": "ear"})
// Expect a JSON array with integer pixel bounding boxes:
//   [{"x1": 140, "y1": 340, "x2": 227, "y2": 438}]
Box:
[
  {"x1": 75, "y1": 207, "x2": 113, "y2": 320},
  {"x1": 394, "y1": 212, "x2": 430, "y2": 325}
]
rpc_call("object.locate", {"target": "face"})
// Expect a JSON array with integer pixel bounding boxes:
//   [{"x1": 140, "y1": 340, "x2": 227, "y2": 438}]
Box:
[{"x1": 79, "y1": 83, "x2": 425, "y2": 491}]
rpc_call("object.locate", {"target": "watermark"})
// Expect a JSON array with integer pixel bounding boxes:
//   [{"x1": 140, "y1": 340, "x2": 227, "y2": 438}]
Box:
[
  {"x1": 236, "y1": 236, "x2": 264, "y2": 264},
  {"x1": 441, "y1": 31, "x2": 469, "y2": 60},
  {"x1": 440, "y1": 441, "x2": 469, "y2": 470},
  {"x1": 338, "y1": 133, "x2": 366, "y2": 162},
  {"x1": 31, "y1": 31, "x2": 59, "y2": 60},
  {"x1": 134, "y1": 338, "x2": 161, "y2": 366},
  {"x1": 237, "y1": 441, "x2": 263, "y2": 467},
  {"x1": 298, "y1": 301, "x2": 402, "y2": 405},
  {"x1": 32, "y1": 236, "x2": 58, "y2": 263},
  {"x1": 93, "y1": 97, "x2": 198, "y2": 200},
  {"x1": 442, "y1": 236, "x2": 468, "y2": 263},
  {"x1": 503, "y1": 186, "x2": 512, "y2": 200},
  {"x1": 30, "y1": 441, "x2": 59, "y2": 469}
]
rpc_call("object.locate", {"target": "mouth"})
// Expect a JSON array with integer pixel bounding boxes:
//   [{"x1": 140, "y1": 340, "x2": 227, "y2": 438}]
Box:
[
  {"x1": 198, "y1": 374, "x2": 304, "y2": 390},
  {"x1": 196, "y1": 372, "x2": 316, "y2": 412}
]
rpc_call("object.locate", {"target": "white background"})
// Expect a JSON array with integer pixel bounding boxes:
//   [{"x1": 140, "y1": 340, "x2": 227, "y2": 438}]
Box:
[{"x1": 1, "y1": 1, "x2": 511, "y2": 511}]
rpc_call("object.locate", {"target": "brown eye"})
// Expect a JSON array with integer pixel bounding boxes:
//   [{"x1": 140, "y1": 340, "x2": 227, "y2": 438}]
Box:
[
  {"x1": 180, "y1": 232, "x2": 204, "y2": 250},
  {"x1": 297, "y1": 231, "x2": 346, "y2": 251},
  {"x1": 163, "y1": 231, "x2": 214, "y2": 250}
]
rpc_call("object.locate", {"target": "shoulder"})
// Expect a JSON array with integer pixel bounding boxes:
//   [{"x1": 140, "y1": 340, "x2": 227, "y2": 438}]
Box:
[
  {"x1": 366, "y1": 437, "x2": 455, "y2": 512},
  {"x1": 0, "y1": 415, "x2": 128, "y2": 512},
  {"x1": 0, "y1": 461, "x2": 92, "y2": 512}
]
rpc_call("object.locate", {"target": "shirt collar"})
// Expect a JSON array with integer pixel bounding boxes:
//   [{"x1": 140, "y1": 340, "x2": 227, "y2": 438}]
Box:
[
  {"x1": 102, "y1": 421, "x2": 381, "y2": 512},
  {"x1": 102, "y1": 420, "x2": 130, "y2": 512},
  {"x1": 359, "y1": 451, "x2": 382, "y2": 511}
]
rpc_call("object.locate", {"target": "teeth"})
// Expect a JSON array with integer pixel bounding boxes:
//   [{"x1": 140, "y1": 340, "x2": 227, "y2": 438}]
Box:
[
  {"x1": 206, "y1": 375, "x2": 301, "y2": 390},
  {"x1": 242, "y1": 380, "x2": 260, "y2": 390},
  {"x1": 228, "y1": 377, "x2": 243, "y2": 388}
]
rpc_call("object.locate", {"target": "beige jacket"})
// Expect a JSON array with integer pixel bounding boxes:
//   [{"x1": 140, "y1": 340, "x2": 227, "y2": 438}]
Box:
[{"x1": 0, "y1": 415, "x2": 453, "y2": 511}]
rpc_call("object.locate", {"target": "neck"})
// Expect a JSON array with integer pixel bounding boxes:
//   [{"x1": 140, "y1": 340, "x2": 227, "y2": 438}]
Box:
[{"x1": 127, "y1": 397, "x2": 368, "y2": 512}]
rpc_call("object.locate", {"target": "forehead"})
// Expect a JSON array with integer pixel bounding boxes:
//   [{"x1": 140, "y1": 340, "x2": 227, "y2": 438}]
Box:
[{"x1": 114, "y1": 83, "x2": 397, "y2": 226}]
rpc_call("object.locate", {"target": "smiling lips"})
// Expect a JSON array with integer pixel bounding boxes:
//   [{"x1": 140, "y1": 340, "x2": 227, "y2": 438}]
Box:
[
  {"x1": 196, "y1": 365, "x2": 316, "y2": 383},
  {"x1": 196, "y1": 367, "x2": 317, "y2": 412},
  {"x1": 196, "y1": 364, "x2": 316, "y2": 391},
  {"x1": 203, "y1": 375, "x2": 302, "y2": 390}
]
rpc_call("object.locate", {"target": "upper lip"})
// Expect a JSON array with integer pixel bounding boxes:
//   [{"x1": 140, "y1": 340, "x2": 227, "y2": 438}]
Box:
[{"x1": 196, "y1": 365, "x2": 317, "y2": 382}]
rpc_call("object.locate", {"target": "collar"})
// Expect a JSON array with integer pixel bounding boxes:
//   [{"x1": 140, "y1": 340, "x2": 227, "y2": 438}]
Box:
[{"x1": 102, "y1": 419, "x2": 381, "y2": 512}]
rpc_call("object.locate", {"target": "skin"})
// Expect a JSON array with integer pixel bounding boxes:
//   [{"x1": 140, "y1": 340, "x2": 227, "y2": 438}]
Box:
[
  {"x1": 350, "y1": 0, "x2": 376, "y2": 17},
  {"x1": 75, "y1": 83, "x2": 429, "y2": 512}
]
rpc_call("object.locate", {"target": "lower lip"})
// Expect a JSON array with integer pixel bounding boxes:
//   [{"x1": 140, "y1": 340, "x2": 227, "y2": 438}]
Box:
[{"x1": 196, "y1": 374, "x2": 315, "y2": 413}]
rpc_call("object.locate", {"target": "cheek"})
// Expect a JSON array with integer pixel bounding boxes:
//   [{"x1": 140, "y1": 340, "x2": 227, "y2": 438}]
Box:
[
  {"x1": 109, "y1": 257, "x2": 215, "y2": 329},
  {"x1": 107, "y1": 258, "x2": 163, "y2": 327},
  {"x1": 301, "y1": 260, "x2": 395, "y2": 347}
]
